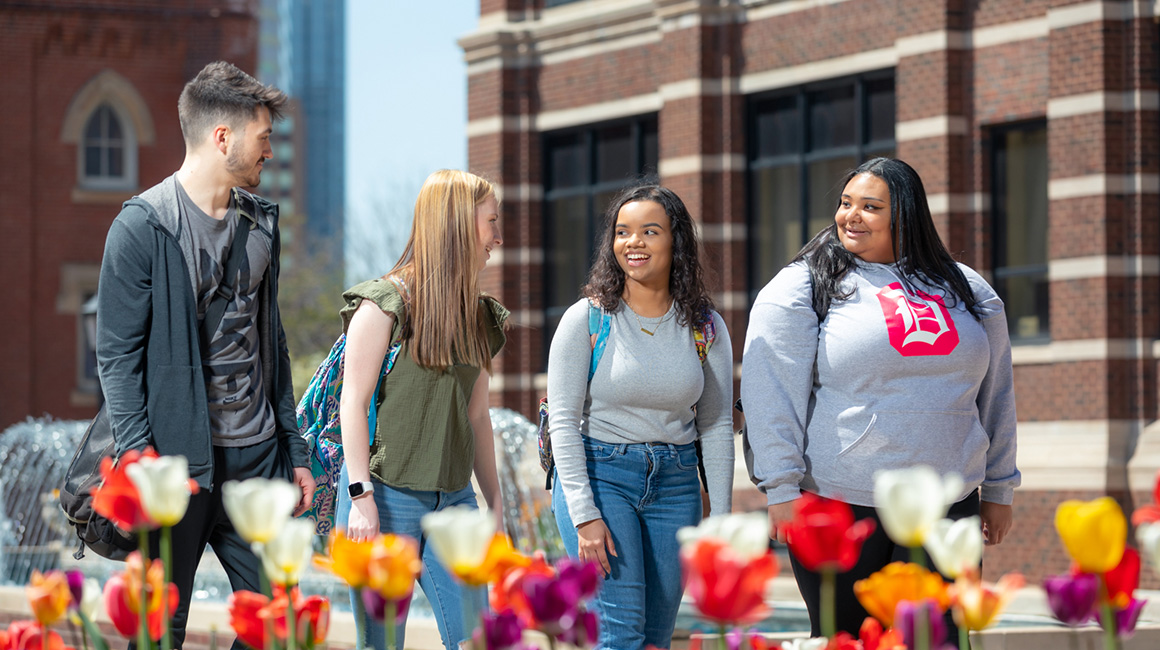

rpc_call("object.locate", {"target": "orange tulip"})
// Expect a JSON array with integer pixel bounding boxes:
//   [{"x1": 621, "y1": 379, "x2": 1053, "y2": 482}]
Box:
[
  {"x1": 949, "y1": 570, "x2": 1024, "y2": 631},
  {"x1": 853, "y1": 562, "x2": 950, "y2": 627},
  {"x1": 104, "y1": 552, "x2": 178, "y2": 641},
  {"x1": 491, "y1": 551, "x2": 556, "y2": 627},
  {"x1": 325, "y1": 530, "x2": 376, "y2": 588},
  {"x1": 4, "y1": 622, "x2": 66, "y2": 650},
  {"x1": 455, "y1": 533, "x2": 531, "y2": 587},
  {"x1": 367, "y1": 534, "x2": 422, "y2": 600},
  {"x1": 680, "y1": 537, "x2": 779, "y2": 625},
  {"x1": 228, "y1": 586, "x2": 330, "y2": 650},
  {"x1": 26, "y1": 570, "x2": 70, "y2": 626},
  {"x1": 91, "y1": 448, "x2": 158, "y2": 532}
]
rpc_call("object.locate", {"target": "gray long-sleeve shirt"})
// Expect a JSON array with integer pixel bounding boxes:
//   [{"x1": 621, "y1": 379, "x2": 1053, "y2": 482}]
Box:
[
  {"x1": 741, "y1": 261, "x2": 1021, "y2": 508},
  {"x1": 547, "y1": 298, "x2": 736, "y2": 526}
]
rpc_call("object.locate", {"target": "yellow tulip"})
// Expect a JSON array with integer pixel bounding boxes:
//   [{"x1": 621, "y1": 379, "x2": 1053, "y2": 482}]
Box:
[
  {"x1": 950, "y1": 571, "x2": 1024, "y2": 631},
  {"x1": 454, "y1": 533, "x2": 530, "y2": 587},
  {"x1": 325, "y1": 530, "x2": 376, "y2": 588},
  {"x1": 1054, "y1": 497, "x2": 1126, "y2": 573},
  {"x1": 853, "y1": 561, "x2": 950, "y2": 627},
  {"x1": 27, "y1": 570, "x2": 70, "y2": 626},
  {"x1": 368, "y1": 534, "x2": 423, "y2": 599},
  {"x1": 259, "y1": 518, "x2": 315, "y2": 587}
]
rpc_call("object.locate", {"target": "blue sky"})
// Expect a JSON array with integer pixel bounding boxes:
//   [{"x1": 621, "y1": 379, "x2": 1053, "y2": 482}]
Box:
[{"x1": 344, "y1": 0, "x2": 480, "y2": 278}]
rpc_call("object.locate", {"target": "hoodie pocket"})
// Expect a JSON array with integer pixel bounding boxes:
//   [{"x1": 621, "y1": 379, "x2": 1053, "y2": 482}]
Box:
[{"x1": 835, "y1": 409, "x2": 989, "y2": 481}]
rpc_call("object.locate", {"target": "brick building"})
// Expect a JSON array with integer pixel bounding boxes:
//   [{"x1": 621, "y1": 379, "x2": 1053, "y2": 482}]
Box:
[
  {"x1": 461, "y1": 0, "x2": 1160, "y2": 583},
  {"x1": 0, "y1": 0, "x2": 262, "y2": 426}
]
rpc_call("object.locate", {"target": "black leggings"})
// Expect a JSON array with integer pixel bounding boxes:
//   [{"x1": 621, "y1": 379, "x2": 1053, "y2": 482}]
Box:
[{"x1": 788, "y1": 489, "x2": 980, "y2": 637}]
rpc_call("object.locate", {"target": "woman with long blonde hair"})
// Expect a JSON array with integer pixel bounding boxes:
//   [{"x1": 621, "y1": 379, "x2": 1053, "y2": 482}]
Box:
[{"x1": 336, "y1": 169, "x2": 506, "y2": 649}]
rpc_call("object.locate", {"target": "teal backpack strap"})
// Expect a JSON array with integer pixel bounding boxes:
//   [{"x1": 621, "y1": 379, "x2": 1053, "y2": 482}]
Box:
[
  {"x1": 693, "y1": 310, "x2": 717, "y2": 365},
  {"x1": 587, "y1": 301, "x2": 611, "y2": 382}
]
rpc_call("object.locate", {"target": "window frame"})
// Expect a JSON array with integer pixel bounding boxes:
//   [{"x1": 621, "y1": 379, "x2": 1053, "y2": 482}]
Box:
[
  {"x1": 745, "y1": 70, "x2": 896, "y2": 301},
  {"x1": 78, "y1": 103, "x2": 137, "y2": 191}
]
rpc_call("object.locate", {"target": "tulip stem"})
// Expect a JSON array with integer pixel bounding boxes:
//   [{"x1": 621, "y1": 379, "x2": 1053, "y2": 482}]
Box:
[
  {"x1": 909, "y1": 544, "x2": 926, "y2": 569},
  {"x1": 820, "y1": 568, "x2": 836, "y2": 639},
  {"x1": 959, "y1": 624, "x2": 969, "y2": 650},
  {"x1": 40, "y1": 623, "x2": 47, "y2": 650},
  {"x1": 718, "y1": 625, "x2": 728, "y2": 650},
  {"x1": 287, "y1": 587, "x2": 297, "y2": 650},
  {"x1": 916, "y1": 602, "x2": 930, "y2": 650},
  {"x1": 161, "y1": 525, "x2": 172, "y2": 650},
  {"x1": 1100, "y1": 601, "x2": 1119, "y2": 650},
  {"x1": 386, "y1": 599, "x2": 397, "y2": 650},
  {"x1": 137, "y1": 529, "x2": 150, "y2": 650}
]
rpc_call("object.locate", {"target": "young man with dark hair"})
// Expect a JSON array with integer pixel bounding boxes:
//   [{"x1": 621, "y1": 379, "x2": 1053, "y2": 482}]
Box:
[{"x1": 96, "y1": 61, "x2": 314, "y2": 648}]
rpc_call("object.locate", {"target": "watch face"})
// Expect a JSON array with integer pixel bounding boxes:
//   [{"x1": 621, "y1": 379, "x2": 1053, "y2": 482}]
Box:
[{"x1": 349, "y1": 482, "x2": 368, "y2": 498}]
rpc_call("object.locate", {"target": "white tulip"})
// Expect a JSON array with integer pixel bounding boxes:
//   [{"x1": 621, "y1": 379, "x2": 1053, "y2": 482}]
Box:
[
  {"x1": 779, "y1": 638, "x2": 829, "y2": 650},
  {"x1": 1136, "y1": 521, "x2": 1160, "y2": 573},
  {"x1": 676, "y1": 512, "x2": 770, "y2": 561},
  {"x1": 420, "y1": 506, "x2": 495, "y2": 573},
  {"x1": 80, "y1": 578, "x2": 101, "y2": 621},
  {"x1": 126, "y1": 455, "x2": 194, "y2": 527},
  {"x1": 874, "y1": 466, "x2": 963, "y2": 547},
  {"x1": 222, "y1": 477, "x2": 300, "y2": 544},
  {"x1": 923, "y1": 516, "x2": 983, "y2": 578},
  {"x1": 259, "y1": 518, "x2": 316, "y2": 587}
]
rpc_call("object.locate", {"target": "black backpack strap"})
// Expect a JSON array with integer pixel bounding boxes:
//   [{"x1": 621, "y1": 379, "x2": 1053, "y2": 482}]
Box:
[{"x1": 199, "y1": 190, "x2": 254, "y2": 355}]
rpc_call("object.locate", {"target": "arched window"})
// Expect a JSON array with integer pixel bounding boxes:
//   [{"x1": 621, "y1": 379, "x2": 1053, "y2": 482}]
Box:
[{"x1": 82, "y1": 105, "x2": 129, "y2": 185}]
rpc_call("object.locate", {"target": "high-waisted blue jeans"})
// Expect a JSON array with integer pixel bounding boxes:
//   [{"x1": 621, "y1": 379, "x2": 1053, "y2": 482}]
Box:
[
  {"x1": 553, "y1": 437, "x2": 703, "y2": 650},
  {"x1": 336, "y1": 464, "x2": 486, "y2": 650}
]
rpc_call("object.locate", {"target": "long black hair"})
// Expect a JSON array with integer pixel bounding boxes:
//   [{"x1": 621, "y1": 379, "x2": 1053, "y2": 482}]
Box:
[
  {"x1": 583, "y1": 184, "x2": 714, "y2": 327},
  {"x1": 793, "y1": 157, "x2": 981, "y2": 319}
]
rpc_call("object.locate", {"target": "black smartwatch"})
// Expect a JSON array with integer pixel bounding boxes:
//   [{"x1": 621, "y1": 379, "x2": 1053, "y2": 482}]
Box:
[{"x1": 348, "y1": 481, "x2": 374, "y2": 500}]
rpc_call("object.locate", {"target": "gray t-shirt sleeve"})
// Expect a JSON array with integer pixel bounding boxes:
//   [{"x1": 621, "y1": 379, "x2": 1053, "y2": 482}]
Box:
[
  {"x1": 546, "y1": 299, "x2": 602, "y2": 525},
  {"x1": 695, "y1": 310, "x2": 735, "y2": 516},
  {"x1": 741, "y1": 262, "x2": 818, "y2": 506}
]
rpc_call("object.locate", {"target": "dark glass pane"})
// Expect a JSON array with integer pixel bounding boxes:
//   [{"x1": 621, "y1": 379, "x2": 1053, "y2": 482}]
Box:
[
  {"x1": 595, "y1": 124, "x2": 633, "y2": 183},
  {"x1": 106, "y1": 108, "x2": 123, "y2": 139},
  {"x1": 808, "y1": 156, "x2": 857, "y2": 239},
  {"x1": 865, "y1": 77, "x2": 895, "y2": 144},
  {"x1": 85, "y1": 146, "x2": 102, "y2": 176},
  {"x1": 642, "y1": 122, "x2": 658, "y2": 174},
  {"x1": 751, "y1": 165, "x2": 803, "y2": 285},
  {"x1": 546, "y1": 195, "x2": 591, "y2": 312},
  {"x1": 594, "y1": 190, "x2": 619, "y2": 230},
  {"x1": 998, "y1": 272, "x2": 1049, "y2": 340},
  {"x1": 84, "y1": 110, "x2": 103, "y2": 140},
  {"x1": 754, "y1": 95, "x2": 800, "y2": 159},
  {"x1": 107, "y1": 145, "x2": 124, "y2": 177},
  {"x1": 547, "y1": 133, "x2": 586, "y2": 190},
  {"x1": 1000, "y1": 129, "x2": 1048, "y2": 267},
  {"x1": 808, "y1": 85, "x2": 856, "y2": 150}
]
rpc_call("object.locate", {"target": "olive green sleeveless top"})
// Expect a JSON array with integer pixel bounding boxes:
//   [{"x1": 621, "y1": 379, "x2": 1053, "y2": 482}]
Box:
[{"x1": 340, "y1": 278, "x2": 508, "y2": 492}]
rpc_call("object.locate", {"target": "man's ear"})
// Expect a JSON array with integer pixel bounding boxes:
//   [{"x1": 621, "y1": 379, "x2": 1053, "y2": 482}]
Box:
[{"x1": 212, "y1": 124, "x2": 231, "y2": 155}]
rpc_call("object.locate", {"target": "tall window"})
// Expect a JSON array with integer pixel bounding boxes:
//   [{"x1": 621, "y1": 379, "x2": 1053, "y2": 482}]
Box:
[
  {"x1": 992, "y1": 122, "x2": 1049, "y2": 342},
  {"x1": 747, "y1": 73, "x2": 896, "y2": 297},
  {"x1": 543, "y1": 116, "x2": 658, "y2": 363},
  {"x1": 80, "y1": 104, "x2": 135, "y2": 190}
]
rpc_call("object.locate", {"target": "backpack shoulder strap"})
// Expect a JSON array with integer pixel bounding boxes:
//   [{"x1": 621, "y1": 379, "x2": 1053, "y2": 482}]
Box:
[
  {"x1": 587, "y1": 300, "x2": 612, "y2": 382},
  {"x1": 693, "y1": 311, "x2": 717, "y2": 366}
]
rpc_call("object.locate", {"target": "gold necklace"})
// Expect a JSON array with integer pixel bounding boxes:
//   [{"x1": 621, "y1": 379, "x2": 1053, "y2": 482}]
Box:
[{"x1": 625, "y1": 298, "x2": 673, "y2": 336}]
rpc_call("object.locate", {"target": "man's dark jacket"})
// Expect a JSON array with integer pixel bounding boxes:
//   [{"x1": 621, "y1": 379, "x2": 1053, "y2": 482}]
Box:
[{"x1": 96, "y1": 175, "x2": 308, "y2": 489}]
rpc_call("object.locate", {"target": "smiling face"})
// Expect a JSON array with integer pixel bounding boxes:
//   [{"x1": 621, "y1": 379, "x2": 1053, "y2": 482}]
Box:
[
  {"x1": 225, "y1": 107, "x2": 273, "y2": 188},
  {"x1": 835, "y1": 172, "x2": 895, "y2": 264},
  {"x1": 613, "y1": 200, "x2": 673, "y2": 289},
  {"x1": 474, "y1": 195, "x2": 502, "y2": 270}
]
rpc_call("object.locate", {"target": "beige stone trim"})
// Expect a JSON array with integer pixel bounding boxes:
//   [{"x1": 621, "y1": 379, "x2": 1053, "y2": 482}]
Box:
[
  {"x1": 1016, "y1": 419, "x2": 1138, "y2": 491},
  {"x1": 1047, "y1": 0, "x2": 1142, "y2": 30},
  {"x1": 1048, "y1": 255, "x2": 1160, "y2": 281},
  {"x1": 739, "y1": 46, "x2": 897, "y2": 94},
  {"x1": 971, "y1": 17, "x2": 1049, "y2": 48},
  {"x1": 658, "y1": 153, "x2": 746, "y2": 177},
  {"x1": 742, "y1": 0, "x2": 853, "y2": 22},
  {"x1": 926, "y1": 192, "x2": 989, "y2": 215},
  {"x1": 60, "y1": 69, "x2": 155, "y2": 145},
  {"x1": 507, "y1": 309, "x2": 546, "y2": 328},
  {"x1": 895, "y1": 115, "x2": 969, "y2": 142},
  {"x1": 490, "y1": 372, "x2": 536, "y2": 393},
  {"x1": 1011, "y1": 338, "x2": 1155, "y2": 365},
  {"x1": 659, "y1": 78, "x2": 739, "y2": 101},
  {"x1": 713, "y1": 291, "x2": 750, "y2": 312},
  {"x1": 1047, "y1": 90, "x2": 1160, "y2": 119},
  {"x1": 700, "y1": 222, "x2": 748, "y2": 243},
  {"x1": 1049, "y1": 173, "x2": 1160, "y2": 199},
  {"x1": 497, "y1": 183, "x2": 544, "y2": 203},
  {"x1": 489, "y1": 246, "x2": 544, "y2": 267}
]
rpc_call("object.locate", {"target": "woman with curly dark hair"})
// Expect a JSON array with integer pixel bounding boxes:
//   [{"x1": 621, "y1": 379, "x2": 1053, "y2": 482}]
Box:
[{"x1": 547, "y1": 184, "x2": 735, "y2": 650}]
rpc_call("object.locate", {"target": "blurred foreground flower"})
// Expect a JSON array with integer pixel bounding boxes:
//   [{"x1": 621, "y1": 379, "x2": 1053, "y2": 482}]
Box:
[
  {"x1": 223, "y1": 477, "x2": 301, "y2": 545},
  {"x1": 679, "y1": 513, "x2": 779, "y2": 626},
  {"x1": 1054, "y1": 497, "x2": 1126, "y2": 573},
  {"x1": 1043, "y1": 572, "x2": 1099, "y2": 625},
  {"x1": 260, "y1": 518, "x2": 315, "y2": 587},
  {"x1": 91, "y1": 448, "x2": 158, "y2": 532},
  {"x1": 421, "y1": 506, "x2": 528, "y2": 586},
  {"x1": 923, "y1": 517, "x2": 983, "y2": 579},
  {"x1": 103, "y1": 552, "x2": 178, "y2": 641},
  {"x1": 895, "y1": 599, "x2": 951, "y2": 650},
  {"x1": 853, "y1": 562, "x2": 949, "y2": 627},
  {"x1": 228, "y1": 585, "x2": 330, "y2": 650},
  {"x1": 26, "y1": 570, "x2": 70, "y2": 627},
  {"x1": 781, "y1": 494, "x2": 875, "y2": 573},
  {"x1": 949, "y1": 570, "x2": 1024, "y2": 631},
  {"x1": 125, "y1": 454, "x2": 198, "y2": 527},
  {"x1": 874, "y1": 466, "x2": 962, "y2": 548}
]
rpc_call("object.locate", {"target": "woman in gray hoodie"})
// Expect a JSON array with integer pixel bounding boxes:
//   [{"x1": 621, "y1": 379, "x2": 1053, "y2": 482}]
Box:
[{"x1": 742, "y1": 157, "x2": 1020, "y2": 635}]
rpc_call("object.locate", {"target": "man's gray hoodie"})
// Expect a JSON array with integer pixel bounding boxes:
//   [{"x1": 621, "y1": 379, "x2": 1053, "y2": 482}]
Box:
[{"x1": 741, "y1": 260, "x2": 1020, "y2": 508}]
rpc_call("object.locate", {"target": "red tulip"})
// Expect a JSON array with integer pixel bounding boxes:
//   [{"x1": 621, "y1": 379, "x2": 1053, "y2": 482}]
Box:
[
  {"x1": 1103, "y1": 547, "x2": 1140, "y2": 609},
  {"x1": 491, "y1": 551, "x2": 556, "y2": 628},
  {"x1": 782, "y1": 493, "x2": 876, "y2": 573},
  {"x1": 5, "y1": 623, "x2": 66, "y2": 650},
  {"x1": 91, "y1": 448, "x2": 158, "y2": 532},
  {"x1": 680, "y1": 537, "x2": 779, "y2": 625},
  {"x1": 1131, "y1": 469, "x2": 1160, "y2": 526},
  {"x1": 102, "y1": 565, "x2": 178, "y2": 641},
  {"x1": 228, "y1": 586, "x2": 330, "y2": 649}
]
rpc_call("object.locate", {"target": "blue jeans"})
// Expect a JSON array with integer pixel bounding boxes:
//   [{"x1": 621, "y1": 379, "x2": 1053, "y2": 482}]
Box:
[
  {"x1": 337, "y1": 464, "x2": 486, "y2": 650},
  {"x1": 553, "y1": 438, "x2": 703, "y2": 650}
]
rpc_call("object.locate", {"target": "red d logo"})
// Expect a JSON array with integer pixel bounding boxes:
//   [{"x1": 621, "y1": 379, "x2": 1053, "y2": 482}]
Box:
[{"x1": 875, "y1": 282, "x2": 960, "y2": 356}]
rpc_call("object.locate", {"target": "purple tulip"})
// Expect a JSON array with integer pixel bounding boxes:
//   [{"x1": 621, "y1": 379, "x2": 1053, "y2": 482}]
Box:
[
  {"x1": 1043, "y1": 573, "x2": 1099, "y2": 626},
  {"x1": 555, "y1": 558, "x2": 602, "y2": 600},
  {"x1": 478, "y1": 609, "x2": 526, "y2": 650},
  {"x1": 1094, "y1": 597, "x2": 1146, "y2": 639},
  {"x1": 65, "y1": 569, "x2": 85, "y2": 609},
  {"x1": 556, "y1": 609, "x2": 599, "y2": 648},
  {"x1": 361, "y1": 587, "x2": 412, "y2": 624},
  {"x1": 895, "y1": 599, "x2": 948, "y2": 650},
  {"x1": 522, "y1": 573, "x2": 582, "y2": 630}
]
